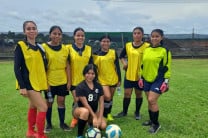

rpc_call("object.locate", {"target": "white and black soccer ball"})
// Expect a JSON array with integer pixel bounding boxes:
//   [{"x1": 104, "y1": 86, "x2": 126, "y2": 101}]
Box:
[
  {"x1": 85, "y1": 127, "x2": 102, "y2": 138},
  {"x1": 105, "y1": 124, "x2": 122, "y2": 138}
]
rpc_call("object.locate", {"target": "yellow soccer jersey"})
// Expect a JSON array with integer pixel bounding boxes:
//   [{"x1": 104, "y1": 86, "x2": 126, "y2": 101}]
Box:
[
  {"x1": 17, "y1": 41, "x2": 47, "y2": 91},
  {"x1": 67, "y1": 44, "x2": 92, "y2": 86},
  {"x1": 93, "y1": 49, "x2": 118, "y2": 85},
  {"x1": 125, "y1": 42, "x2": 150, "y2": 81},
  {"x1": 42, "y1": 43, "x2": 69, "y2": 86}
]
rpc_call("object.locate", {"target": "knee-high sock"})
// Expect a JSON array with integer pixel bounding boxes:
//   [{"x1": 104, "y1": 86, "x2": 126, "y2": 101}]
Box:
[
  {"x1": 150, "y1": 110, "x2": 159, "y2": 125},
  {"x1": 135, "y1": 98, "x2": 143, "y2": 113},
  {"x1": 123, "y1": 98, "x2": 131, "y2": 114},
  {"x1": 109, "y1": 100, "x2": 113, "y2": 114},
  {"x1": 36, "y1": 112, "x2": 46, "y2": 136},
  {"x1": 58, "y1": 107, "x2": 65, "y2": 125},
  {"x1": 148, "y1": 109, "x2": 152, "y2": 121},
  {"x1": 77, "y1": 119, "x2": 87, "y2": 137},
  {"x1": 46, "y1": 107, "x2": 52, "y2": 125},
  {"x1": 104, "y1": 100, "x2": 111, "y2": 117},
  {"x1": 28, "y1": 108, "x2": 37, "y2": 132}
]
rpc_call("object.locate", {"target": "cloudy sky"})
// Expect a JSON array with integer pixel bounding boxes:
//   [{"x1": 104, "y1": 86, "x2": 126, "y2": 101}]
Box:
[{"x1": 1, "y1": 0, "x2": 208, "y2": 34}]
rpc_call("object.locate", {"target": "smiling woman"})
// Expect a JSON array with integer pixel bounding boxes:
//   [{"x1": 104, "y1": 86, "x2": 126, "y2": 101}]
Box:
[
  {"x1": 42, "y1": 25, "x2": 71, "y2": 133},
  {"x1": 14, "y1": 20, "x2": 48, "y2": 138}
]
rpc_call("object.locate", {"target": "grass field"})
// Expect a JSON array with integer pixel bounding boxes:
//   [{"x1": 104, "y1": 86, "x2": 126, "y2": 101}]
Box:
[{"x1": 0, "y1": 59, "x2": 208, "y2": 138}]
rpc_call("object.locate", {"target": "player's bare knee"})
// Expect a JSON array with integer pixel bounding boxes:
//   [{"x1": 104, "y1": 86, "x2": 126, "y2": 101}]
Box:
[{"x1": 80, "y1": 108, "x2": 90, "y2": 119}]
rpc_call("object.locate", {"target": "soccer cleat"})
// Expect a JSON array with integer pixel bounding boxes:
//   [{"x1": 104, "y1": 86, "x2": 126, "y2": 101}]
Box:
[
  {"x1": 113, "y1": 111, "x2": 127, "y2": 118},
  {"x1": 26, "y1": 130, "x2": 36, "y2": 138},
  {"x1": 60, "y1": 123, "x2": 71, "y2": 131},
  {"x1": 44, "y1": 124, "x2": 52, "y2": 133},
  {"x1": 70, "y1": 118, "x2": 78, "y2": 128},
  {"x1": 149, "y1": 124, "x2": 161, "y2": 134},
  {"x1": 142, "y1": 120, "x2": 152, "y2": 126},
  {"x1": 107, "y1": 113, "x2": 114, "y2": 121},
  {"x1": 135, "y1": 112, "x2": 141, "y2": 120}
]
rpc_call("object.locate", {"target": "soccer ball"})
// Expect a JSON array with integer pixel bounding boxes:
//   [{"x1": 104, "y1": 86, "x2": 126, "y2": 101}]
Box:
[
  {"x1": 85, "y1": 127, "x2": 101, "y2": 138},
  {"x1": 105, "y1": 124, "x2": 122, "y2": 138}
]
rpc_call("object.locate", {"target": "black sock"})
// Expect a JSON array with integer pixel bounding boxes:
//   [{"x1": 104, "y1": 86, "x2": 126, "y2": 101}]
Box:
[
  {"x1": 135, "y1": 98, "x2": 143, "y2": 113},
  {"x1": 109, "y1": 100, "x2": 113, "y2": 114},
  {"x1": 46, "y1": 107, "x2": 52, "y2": 125},
  {"x1": 104, "y1": 100, "x2": 111, "y2": 117},
  {"x1": 148, "y1": 109, "x2": 152, "y2": 121},
  {"x1": 150, "y1": 110, "x2": 159, "y2": 125},
  {"x1": 123, "y1": 98, "x2": 131, "y2": 114},
  {"x1": 78, "y1": 119, "x2": 87, "y2": 136},
  {"x1": 58, "y1": 107, "x2": 65, "y2": 125}
]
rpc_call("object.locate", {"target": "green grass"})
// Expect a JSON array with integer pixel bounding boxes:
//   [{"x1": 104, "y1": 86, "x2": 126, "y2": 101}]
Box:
[{"x1": 0, "y1": 59, "x2": 208, "y2": 138}]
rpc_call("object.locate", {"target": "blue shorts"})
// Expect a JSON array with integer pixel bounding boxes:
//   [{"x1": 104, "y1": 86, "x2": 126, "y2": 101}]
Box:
[
  {"x1": 143, "y1": 78, "x2": 164, "y2": 94},
  {"x1": 124, "y1": 79, "x2": 143, "y2": 90},
  {"x1": 45, "y1": 84, "x2": 69, "y2": 99}
]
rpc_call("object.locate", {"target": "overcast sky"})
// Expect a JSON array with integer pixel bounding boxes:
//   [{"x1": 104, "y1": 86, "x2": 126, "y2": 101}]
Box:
[{"x1": 1, "y1": 0, "x2": 208, "y2": 34}]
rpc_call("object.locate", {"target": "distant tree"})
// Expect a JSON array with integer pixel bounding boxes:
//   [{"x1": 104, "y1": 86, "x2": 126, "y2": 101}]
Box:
[
  {"x1": 15, "y1": 33, "x2": 25, "y2": 42},
  {"x1": 36, "y1": 33, "x2": 45, "y2": 43},
  {"x1": 7, "y1": 31, "x2": 15, "y2": 39},
  {"x1": 62, "y1": 34, "x2": 72, "y2": 44}
]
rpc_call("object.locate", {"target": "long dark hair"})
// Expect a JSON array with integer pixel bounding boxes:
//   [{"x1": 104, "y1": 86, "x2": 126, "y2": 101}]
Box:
[
  {"x1": 23, "y1": 20, "x2": 37, "y2": 32},
  {"x1": 132, "y1": 26, "x2": 144, "y2": 41},
  {"x1": 49, "y1": 25, "x2": 62, "y2": 34},
  {"x1": 133, "y1": 26, "x2": 144, "y2": 34},
  {"x1": 83, "y1": 64, "x2": 98, "y2": 82},
  {"x1": 73, "y1": 27, "x2": 85, "y2": 36},
  {"x1": 99, "y1": 34, "x2": 112, "y2": 42},
  {"x1": 23, "y1": 21, "x2": 37, "y2": 41},
  {"x1": 48, "y1": 25, "x2": 63, "y2": 41},
  {"x1": 151, "y1": 29, "x2": 164, "y2": 46}
]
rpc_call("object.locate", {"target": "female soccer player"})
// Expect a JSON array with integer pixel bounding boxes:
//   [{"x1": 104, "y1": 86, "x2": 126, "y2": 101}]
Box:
[
  {"x1": 67, "y1": 27, "x2": 93, "y2": 128},
  {"x1": 138, "y1": 29, "x2": 171, "y2": 134},
  {"x1": 42, "y1": 25, "x2": 71, "y2": 133},
  {"x1": 14, "y1": 21, "x2": 48, "y2": 138},
  {"x1": 115, "y1": 27, "x2": 150, "y2": 120},
  {"x1": 73, "y1": 64, "x2": 106, "y2": 138},
  {"x1": 93, "y1": 35, "x2": 121, "y2": 121}
]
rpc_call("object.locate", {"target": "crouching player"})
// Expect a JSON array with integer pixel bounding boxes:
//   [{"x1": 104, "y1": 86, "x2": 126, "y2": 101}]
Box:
[{"x1": 73, "y1": 64, "x2": 107, "y2": 138}]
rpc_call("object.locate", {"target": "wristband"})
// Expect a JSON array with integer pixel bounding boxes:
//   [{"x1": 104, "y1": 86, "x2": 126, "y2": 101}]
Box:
[{"x1": 164, "y1": 79, "x2": 169, "y2": 84}]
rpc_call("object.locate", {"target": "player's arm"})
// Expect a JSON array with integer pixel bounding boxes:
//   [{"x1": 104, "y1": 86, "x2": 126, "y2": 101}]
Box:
[
  {"x1": 119, "y1": 46, "x2": 128, "y2": 70},
  {"x1": 164, "y1": 50, "x2": 172, "y2": 80},
  {"x1": 66, "y1": 60, "x2": 71, "y2": 90},
  {"x1": 114, "y1": 51, "x2": 121, "y2": 84},
  {"x1": 98, "y1": 95, "x2": 104, "y2": 118},
  {"x1": 88, "y1": 48, "x2": 94, "y2": 64},
  {"x1": 160, "y1": 50, "x2": 172, "y2": 93},
  {"x1": 14, "y1": 44, "x2": 26, "y2": 89}
]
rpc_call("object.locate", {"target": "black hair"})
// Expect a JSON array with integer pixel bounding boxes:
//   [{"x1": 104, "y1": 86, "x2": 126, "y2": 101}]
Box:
[
  {"x1": 133, "y1": 26, "x2": 144, "y2": 34},
  {"x1": 23, "y1": 20, "x2": 37, "y2": 33},
  {"x1": 99, "y1": 34, "x2": 112, "y2": 42},
  {"x1": 151, "y1": 29, "x2": 164, "y2": 45},
  {"x1": 73, "y1": 27, "x2": 85, "y2": 36},
  {"x1": 49, "y1": 25, "x2": 63, "y2": 34},
  {"x1": 82, "y1": 64, "x2": 98, "y2": 82},
  {"x1": 23, "y1": 21, "x2": 37, "y2": 41}
]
